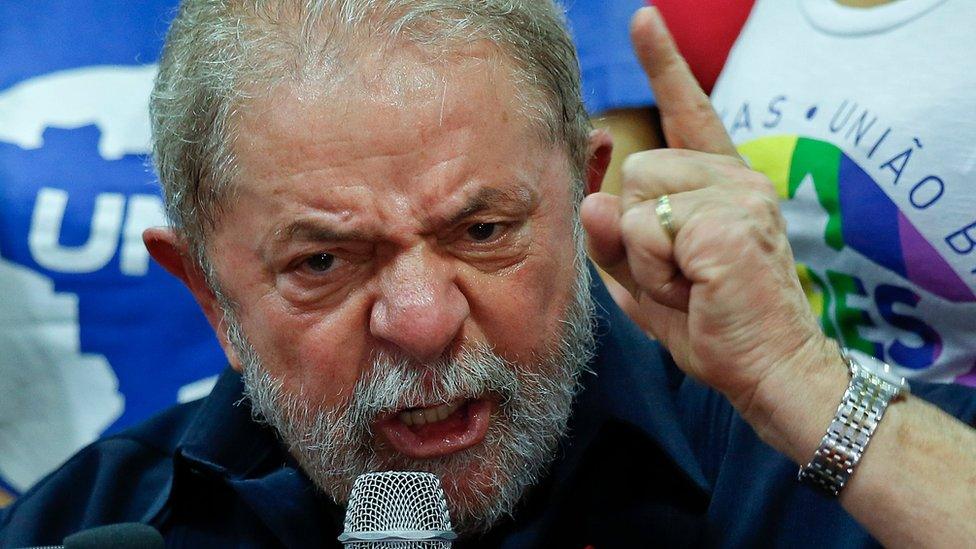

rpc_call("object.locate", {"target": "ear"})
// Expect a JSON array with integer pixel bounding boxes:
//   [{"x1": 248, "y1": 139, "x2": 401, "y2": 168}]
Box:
[
  {"x1": 585, "y1": 128, "x2": 614, "y2": 196},
  {"x1": 143, "y1": 227, "x2": 243, "y2": 371}
]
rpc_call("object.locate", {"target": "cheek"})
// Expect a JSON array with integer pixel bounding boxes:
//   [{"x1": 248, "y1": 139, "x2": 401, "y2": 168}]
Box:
[
  {"x1": 468, "y1": 231, "x2": 579, "y2": 362},
  {"x1": 242, "y1": 297, "x2": 372, "y2": 408}
]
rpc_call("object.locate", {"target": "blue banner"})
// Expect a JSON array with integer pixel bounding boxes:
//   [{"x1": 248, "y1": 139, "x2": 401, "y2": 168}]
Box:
[{"x1": 0, "y1": 1, "x2": 224, "y2": 502}]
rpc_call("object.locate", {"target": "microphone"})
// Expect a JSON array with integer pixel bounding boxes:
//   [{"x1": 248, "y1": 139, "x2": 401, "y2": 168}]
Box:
[
  {"x1": 18, "y1": 523, "x2": 164, "y2": 549},
  {"x1": 338, "y1": 471, "x2": 457, "y2": 548}
]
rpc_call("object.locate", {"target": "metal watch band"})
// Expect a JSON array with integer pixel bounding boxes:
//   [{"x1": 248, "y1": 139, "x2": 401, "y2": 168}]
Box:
[{"x1": 797, "y1": 352, "x2": 905, "y2": 497}]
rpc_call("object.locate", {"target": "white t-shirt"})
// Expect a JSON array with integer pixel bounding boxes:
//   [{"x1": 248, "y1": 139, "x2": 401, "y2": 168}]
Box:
[{"x1": 711, "y1": 0, "x2": 976, "y2": 384}]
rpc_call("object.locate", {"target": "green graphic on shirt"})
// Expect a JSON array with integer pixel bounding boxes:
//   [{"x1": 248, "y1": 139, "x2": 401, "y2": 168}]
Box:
[
  {"x1": 789, "y1": 138, "x2": 842, "y2": 250},
  {"x1": 827, "y1": 271, "x2": 884, "y2": 358},
  {"x1": 735, "y1": 134, "x2": 976, "y2": 373},
  {"x1": 738, "y1": 135, "x2": 974, "y2": 303}
]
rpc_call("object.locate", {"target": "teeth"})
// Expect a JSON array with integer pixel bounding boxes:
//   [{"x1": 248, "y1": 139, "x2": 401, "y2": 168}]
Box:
[{"x1": 398, "y1": 402, "x2": 462, "y2": 427}]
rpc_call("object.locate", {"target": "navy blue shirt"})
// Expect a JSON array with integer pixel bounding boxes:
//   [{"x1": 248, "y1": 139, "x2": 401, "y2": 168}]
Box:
[{"x1": 2, "y1": 276, "x2": 975, "y2": 548}]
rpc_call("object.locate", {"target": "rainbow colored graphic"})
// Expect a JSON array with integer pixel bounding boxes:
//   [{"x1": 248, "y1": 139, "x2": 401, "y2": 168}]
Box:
[{"x1": 740, "y1": 135, "x2": 975, "y2": 303}]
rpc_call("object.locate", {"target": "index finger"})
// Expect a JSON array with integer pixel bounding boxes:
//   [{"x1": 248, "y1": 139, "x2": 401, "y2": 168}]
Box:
[{"x1": 630, "y1": 7, "x2": 739, "y2": 158}]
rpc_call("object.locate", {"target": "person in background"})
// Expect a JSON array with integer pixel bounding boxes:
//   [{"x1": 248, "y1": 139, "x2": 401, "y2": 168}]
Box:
[
  {"x1": 563, "y1": 0, "x2": 661, "y2": 196},
  {"x1": 612, "y1": 0, "x2": 976, "y2": 386},
  {"x1": 707, "y1": 0, "x2": 976, "y2": 385}
]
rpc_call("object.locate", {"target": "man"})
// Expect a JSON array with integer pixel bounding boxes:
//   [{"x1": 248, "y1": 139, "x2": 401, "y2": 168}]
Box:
[{"x1": 1, "y1": 2, "x2": 974, "y2": 547}]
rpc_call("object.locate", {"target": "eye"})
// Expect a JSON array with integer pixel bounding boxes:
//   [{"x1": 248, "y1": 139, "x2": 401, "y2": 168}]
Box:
[
  {"x1": 466, "y1": 222, "x2": 499, "y2": 242},
  {"x1": 303, "y1": 253, "x2": 335, "y2": 273}
]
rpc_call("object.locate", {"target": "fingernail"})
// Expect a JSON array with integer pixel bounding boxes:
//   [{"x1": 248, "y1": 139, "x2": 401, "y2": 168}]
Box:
[
  {"x1": 645, "y1": 6, "x2": 663, "y2": 27},
  {"x1": 638, "y1": 6, "x2": 660, "y2": 21},
  {"x1": 632, "y1": 6, "x2": 663, "y2": 34}
]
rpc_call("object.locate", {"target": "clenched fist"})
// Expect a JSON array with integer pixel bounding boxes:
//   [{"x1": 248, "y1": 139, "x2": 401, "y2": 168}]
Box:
[{"x1": 581, "y1": 8, "x2": 838, "y2": 415}]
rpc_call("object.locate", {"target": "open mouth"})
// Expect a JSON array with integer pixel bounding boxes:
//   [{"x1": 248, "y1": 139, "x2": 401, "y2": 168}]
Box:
[{"x1": 375, "y1": 397, "x2": 493, "y2": 459}]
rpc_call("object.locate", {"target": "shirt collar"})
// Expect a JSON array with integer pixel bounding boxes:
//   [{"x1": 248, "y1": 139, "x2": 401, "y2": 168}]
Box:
[
  {"x1": 173, "y1": 369, "x2": 343, "y2": 546},
  {"x1": 176, "y1": 369, "x2": 280, "y2": 479}
]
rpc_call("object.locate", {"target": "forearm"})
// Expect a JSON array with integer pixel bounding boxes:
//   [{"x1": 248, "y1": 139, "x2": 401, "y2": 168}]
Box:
[{"x1": 741, "y1": 338, "x2": 976, "y2": 547}]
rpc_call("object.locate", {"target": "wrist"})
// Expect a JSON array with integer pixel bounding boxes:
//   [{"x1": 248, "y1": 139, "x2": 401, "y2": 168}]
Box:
[
  {"x1": 735, "y1": 335, "x2": 849, "y2": 463},
  {"x1": 798, "y1": 348, "x2": 910, "y2": 497}
]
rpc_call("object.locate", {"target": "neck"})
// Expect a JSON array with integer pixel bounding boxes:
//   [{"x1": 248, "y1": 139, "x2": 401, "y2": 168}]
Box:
[{"x1": 833, "y1": 0, "x2": 898, "y2": 7}]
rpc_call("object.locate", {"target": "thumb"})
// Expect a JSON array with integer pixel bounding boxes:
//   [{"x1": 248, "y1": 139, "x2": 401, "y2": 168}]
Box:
[{"x1": 580, "y1": 192, "x2": 638, "y2": 297}]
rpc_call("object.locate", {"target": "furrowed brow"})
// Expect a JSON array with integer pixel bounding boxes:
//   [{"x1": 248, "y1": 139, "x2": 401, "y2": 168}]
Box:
[
  {"x1": 444, "y1": 185, "x2": 539, "y2": 227},
  {"x1": 273, "y1": 219, "x2": 370, "y2": 244}
]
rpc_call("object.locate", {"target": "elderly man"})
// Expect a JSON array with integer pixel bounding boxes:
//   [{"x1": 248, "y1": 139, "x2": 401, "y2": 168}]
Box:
[{"x1": 2, "y1": 1, "x2": 975, "y2": 547}]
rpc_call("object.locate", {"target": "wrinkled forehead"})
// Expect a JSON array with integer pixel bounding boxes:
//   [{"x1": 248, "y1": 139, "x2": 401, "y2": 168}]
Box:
[
  {"x1": 238, "y1": 34, "x2": 554, "y2": 143},
  {"x1": 232, "y1": 40, "x2": 556, "y2": 168},
  {"x1": 226, "y1": 41, "x2": 573, "y2": 221}
]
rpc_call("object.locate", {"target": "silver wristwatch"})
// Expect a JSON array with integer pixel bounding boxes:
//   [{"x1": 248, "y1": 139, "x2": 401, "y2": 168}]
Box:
[{"x1": 798, "y1": 348, "x2": 909, "y2": 497}]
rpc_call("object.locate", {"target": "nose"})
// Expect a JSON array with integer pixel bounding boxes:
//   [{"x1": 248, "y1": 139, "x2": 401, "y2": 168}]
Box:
[{"x1": 369, "y1": 248, "x2": 470, "y2": 363}]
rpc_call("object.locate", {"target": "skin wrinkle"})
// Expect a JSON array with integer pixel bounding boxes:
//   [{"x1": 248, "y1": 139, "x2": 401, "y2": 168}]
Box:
[
  {"x1": 171, "y1": 9, "x2": 595, "y2": 534},
  {"x1": 261, "y1": 184, "x2": 540, "y2": 275},
  {"x1": 441, "y1": 186, "x2": 539, "y2": 228},
  {"x1": 152, "y1": 0, "x2": 592, "y2": 255},
  {"x1": 257, "y1": 161, "x2": 544, "y2": 280},
  {"x1": 235, "y1": 257, "x2": 595, "y2": 534},
  {"x1": 439, "y1": 77, "x2": 448, "y2": 126}
]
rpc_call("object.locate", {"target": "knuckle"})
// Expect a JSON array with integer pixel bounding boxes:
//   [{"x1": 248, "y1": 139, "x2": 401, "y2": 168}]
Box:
[
  {"x1": 729, "y1": 167, "x2": 776, "y2": 194},
  {"x1": 685, "y1": 97, "x2": 717, "y2": 120},
  {"x1": 620, "y1": 152, "x2": 655, "y2": 190},
  {"x1": 749, "y1": 173, "x2": 779, "y2": 198},
  {"x1": 620, "y1": 204, "x2": 667, "y2": 253},
  {"x1": 664, "y1": 148, "x2": 696, "y2": 159},
  {"x1": 718, "y1": 217, "x2": 778, "y2": 256},
  {"x1": 715, "y1": 152, "x2": 746, "y2": 167},
  {"x1": 620, "y1": 152, "x2": 646, "y2": 178},
  {"x1": 735, "y1": 191, "x2": 771, "y2": 216},
  {"x1": 751, "y1": 223, "x2": 783, "y2": 254},
  {"x1": 734, "y1": 188, "x2": 782, "y2": 222},
  {"x1": 620, "y1": 205, "x2": 651, "y2": 237},
  {"x1": 704, "y1": 195, "x2": 784, "y2": 249}
]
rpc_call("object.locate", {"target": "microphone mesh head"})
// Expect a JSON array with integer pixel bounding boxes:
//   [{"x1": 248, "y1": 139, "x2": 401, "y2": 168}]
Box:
[{"x1": 340, "y1": 471, "x2": 455, "y2": 548}]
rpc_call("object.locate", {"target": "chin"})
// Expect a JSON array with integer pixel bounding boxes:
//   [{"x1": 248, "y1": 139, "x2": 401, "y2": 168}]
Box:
[{"x1": 365, "y1": 440, "x2": 528, "y2": 535}]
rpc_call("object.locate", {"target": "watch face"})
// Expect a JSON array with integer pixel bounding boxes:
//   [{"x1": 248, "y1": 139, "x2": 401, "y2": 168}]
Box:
[{"x1": 845, "y1": 348, "x2": 910, "y2": 392}]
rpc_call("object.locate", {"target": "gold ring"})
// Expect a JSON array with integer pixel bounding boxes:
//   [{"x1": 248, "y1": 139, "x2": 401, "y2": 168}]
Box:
[{"x1": 655, "y1": 194, "x2": 676, "y2": 242}]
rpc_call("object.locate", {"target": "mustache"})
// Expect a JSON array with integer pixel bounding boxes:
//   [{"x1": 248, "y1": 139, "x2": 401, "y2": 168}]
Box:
[{"x1": 331, "y1": 342, "x2": 524, "y2": 429}]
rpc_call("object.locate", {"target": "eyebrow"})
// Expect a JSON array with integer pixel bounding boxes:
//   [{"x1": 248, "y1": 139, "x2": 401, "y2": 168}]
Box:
[
  {"x1": 442, "y1": 185, "x2": 539, "y2": 227},
  {"x1": 265, "y1": 183, "x2": 540, "y2": 253},
  {"x1": 272, "y1": 219, "x2": 371, "y2": 245}
]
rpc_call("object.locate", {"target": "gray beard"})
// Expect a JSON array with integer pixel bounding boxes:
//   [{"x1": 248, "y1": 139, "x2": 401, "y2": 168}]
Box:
[{"x1": 225, "y1": 249, "x2": 596, "y2": 535}]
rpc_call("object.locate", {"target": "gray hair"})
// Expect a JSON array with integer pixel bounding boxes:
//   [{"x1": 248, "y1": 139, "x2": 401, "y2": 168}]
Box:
[{"x1": 150, "y1": 0, "x2": 591, "y2": 264}]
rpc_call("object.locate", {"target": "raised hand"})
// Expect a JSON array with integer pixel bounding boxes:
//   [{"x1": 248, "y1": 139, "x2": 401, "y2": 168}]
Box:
[
  {"x1": 579, "y1": 10, "x2": 976, "y2": 547},
  {"x1": 580, "y1": 7, "x2": 837, "y2": 413}
]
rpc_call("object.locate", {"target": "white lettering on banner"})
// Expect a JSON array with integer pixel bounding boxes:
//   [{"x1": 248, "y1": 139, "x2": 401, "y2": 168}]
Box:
[
  {"x1": 27, "y1": 188, "x2": 166, "y2": 276},
  {"x1": 0, "y1": 65, "x2": 156, "y2": 160},
  {"x1": 29, "y1": 188, "x2": 124, "y2": 273},
  {"x1": 121, "y1": 195, "x2": 167, "y2": 276}
]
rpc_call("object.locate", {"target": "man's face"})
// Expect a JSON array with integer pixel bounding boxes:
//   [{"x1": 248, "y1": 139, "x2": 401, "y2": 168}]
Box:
[{"x1": 203, "y1": 46, "x2": 593, "y2": 531}]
